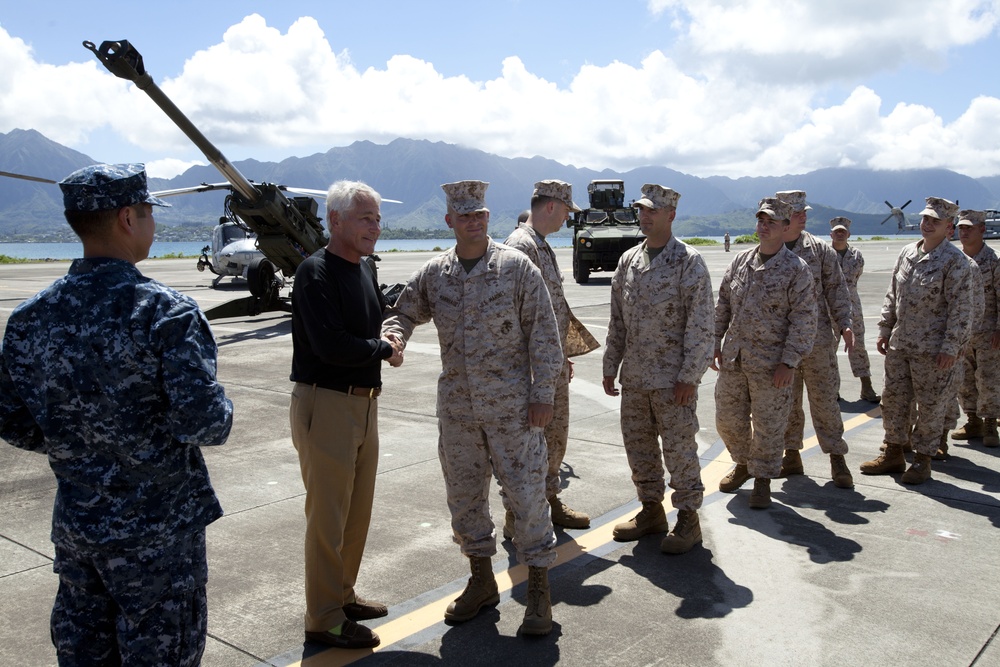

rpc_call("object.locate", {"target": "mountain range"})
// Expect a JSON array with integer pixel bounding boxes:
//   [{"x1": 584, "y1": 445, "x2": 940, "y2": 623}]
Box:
[{"x1": 2, "y1": 128, "x2": 998, "y2": 241}]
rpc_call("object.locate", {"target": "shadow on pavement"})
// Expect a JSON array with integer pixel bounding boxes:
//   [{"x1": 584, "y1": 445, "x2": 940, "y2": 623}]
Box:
[
  {"x1": 616, "y1": 538, "x2": 753, "y2": 619},
  {"x1": 724, "y1": 494, "x2": 864, "y2": 564},
  {"x1": 773, "y1": 474, "x2": 891, "y2": 525}
]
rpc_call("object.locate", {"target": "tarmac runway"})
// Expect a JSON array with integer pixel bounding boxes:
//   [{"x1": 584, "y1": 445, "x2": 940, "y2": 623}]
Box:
[{"x1": 1, "y1": 238, "x2": 999, "y2": 667}]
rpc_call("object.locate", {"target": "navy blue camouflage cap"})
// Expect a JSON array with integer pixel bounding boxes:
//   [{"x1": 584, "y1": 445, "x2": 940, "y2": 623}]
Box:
[{"x1": 59, "y1": 163, "x2": 170, "y2": 212}]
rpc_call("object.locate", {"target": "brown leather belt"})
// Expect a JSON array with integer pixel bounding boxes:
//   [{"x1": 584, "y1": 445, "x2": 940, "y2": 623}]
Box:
[{"x1": 346, "y1": 386, "x2": 381, "y2": 398}]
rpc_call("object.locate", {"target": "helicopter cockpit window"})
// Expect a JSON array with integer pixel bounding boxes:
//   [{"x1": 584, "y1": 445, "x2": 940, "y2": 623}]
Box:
[{"x1": 221, "y1": 225, "x2": 252, "y2": 245}]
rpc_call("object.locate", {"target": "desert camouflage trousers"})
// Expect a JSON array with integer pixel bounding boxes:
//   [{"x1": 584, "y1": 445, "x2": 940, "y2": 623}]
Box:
[
  {"x1": 716, "y1": 361, "x2": 794, "y2": 479},
  {"x1": 50, "y1": 530, "x2": 208, "y2": 667},
  {"x1": 784, "y1": 344, "x2": 849, "y2": 455},
  {"x1": 840, "y1": 295, "x2": 874, "y2": 378},
  {"x1": 544, "y1": 361, "x2": 571, "y2": 499},
  {"x1": 619, "y1": 387, "x2": 704, "y2": 511},
  {"x1": 882, "y1": 349, "x2": 959, "y2": 456},
  {"x1": 960, "y1": 333, "x2": 1000, "y2": 419},
  {"x1": 439, "y1": 417, "x2": 556, "y2": 568}
]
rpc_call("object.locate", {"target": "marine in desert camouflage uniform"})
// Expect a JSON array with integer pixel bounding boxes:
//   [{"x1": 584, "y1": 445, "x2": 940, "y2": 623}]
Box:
[
  {"x1": 952, "y1": 209, "x2": 1000, "y2": 448},
  {"x1": 0, "y1": 164, "x2": 233, "y2": 666},
  {"x1": 775, "y1": 190, "x2": 856, "y2": 489},
  {"x1": 932, "y1": 244, "x2": 985, "y2": 459},
  {"x1": 502, "y1": 179, "x2": 599, "y2": 535},
  {"x1": 602, "y1": 184, "x2": 714, "y2": 554},
  {"x1": 861, "y1": 197, "x2": 975, "y2": 484},
  {"x1": 382, "y1": 180, "x2": 562, "y2": 636},
  {"x1": 713, "y1": 197, "x2": 818, "y2": 509},
  {"x1": 829, "y1": 216, "x2": 881, "y2": 403}
]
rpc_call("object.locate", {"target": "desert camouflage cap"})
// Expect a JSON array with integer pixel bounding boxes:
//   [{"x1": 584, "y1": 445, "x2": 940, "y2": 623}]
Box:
[
  {"x1": 59, "y1": 163, "x2": 170, "y2": 213},
  {"x1": 756, "y1": 197, "x2": 793, "y2": 221},
  {"x1": 956, "y1": 209, "x2": 986, "y2": 227},
  {"x1": 919, "y1": 196, "x2": 959, "y2": 221},
  {"x1": 442, "y1": 180, "x2": 489, "y2": 215},
  {"x1": 775, "y1": 190, "x2": 812, "y2": 212},
  {"x1": 830, "y1": 216, "x2": 852, "y2": 232},
  {"x1": 633, "y1": 184, "x2": 680, "y2": 210},
  {"x1": 533, "y1": 179, "x2": 582, "y2": 212}
]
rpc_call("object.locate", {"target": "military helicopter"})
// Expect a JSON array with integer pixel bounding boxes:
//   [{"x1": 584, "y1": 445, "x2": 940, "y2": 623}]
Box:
[
  {"x1": 82, "y1": 38, "x2": 403, "y2": 319},
  {"x1": 879, "y1": 199, "x2": 918, "y2": 232}
]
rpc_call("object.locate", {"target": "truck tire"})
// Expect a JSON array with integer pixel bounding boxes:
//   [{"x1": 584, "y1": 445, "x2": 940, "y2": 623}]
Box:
[{"x1": 573, "y1": 253, "x2": 590, "y2": 284}]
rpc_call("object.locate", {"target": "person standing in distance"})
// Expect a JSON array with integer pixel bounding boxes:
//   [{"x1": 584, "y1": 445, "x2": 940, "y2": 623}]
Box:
[
  {"x1": 502, "y1": 179, "x2": 599, "y2": 538},
  {"x1": 289, "y1": 180, "x2": 403, "y2": 649},
  {"x1": 829, "y1": 216, "x2": 881, "y2": 403},
  {"x1": 603, "y1": 184, "x2": 715, "y2": 554},
  {"x1": 0, "y1": 163, "x2": 233, "y2": 666},
  {"x1": 383, "y1": 180, "x2": 563, "y2": 636}
]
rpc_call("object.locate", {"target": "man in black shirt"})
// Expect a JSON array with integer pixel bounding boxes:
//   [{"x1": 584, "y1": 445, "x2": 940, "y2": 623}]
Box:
[{"x1": 289, "y1": 180, "x2": 403, "y2": 650}]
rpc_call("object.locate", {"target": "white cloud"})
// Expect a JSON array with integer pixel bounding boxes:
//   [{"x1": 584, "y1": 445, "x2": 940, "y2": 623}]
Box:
[
  {"x1": 650, "y1": 0, "x2": 1000, "y2": 82},
  {"x1": 145, "y1": 158, "x2": 207, "y2": 180},
  {"x1": 1, "y1": 10, "x2": 998, "y2": 178}
]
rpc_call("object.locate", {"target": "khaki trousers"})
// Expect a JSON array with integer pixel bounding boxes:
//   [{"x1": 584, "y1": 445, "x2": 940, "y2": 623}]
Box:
[{"x1": 290, "y1": 383, "x2": 379, "y2": 632}]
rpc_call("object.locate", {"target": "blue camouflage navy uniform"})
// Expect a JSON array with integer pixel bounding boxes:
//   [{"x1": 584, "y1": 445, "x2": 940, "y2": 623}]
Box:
[{"x1": 0, "y1": 164, "x2": 233, "y2": 667}]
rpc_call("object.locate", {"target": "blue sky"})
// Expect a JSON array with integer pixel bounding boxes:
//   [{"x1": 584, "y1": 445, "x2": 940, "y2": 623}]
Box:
[{"x1": 1, "y1": 1, "x2": 998, "y2": 178}]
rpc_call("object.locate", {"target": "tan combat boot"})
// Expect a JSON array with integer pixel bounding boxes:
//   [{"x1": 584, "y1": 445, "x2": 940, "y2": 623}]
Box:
[
  {"x1": 549, "y1": 496, "x2": 590, "y2": 529},
  {"x1": 748, "y1": 478, "x2": 771, "y2": 509},
  {"x1": 860, "y1": 377, "x2": 881, "y2": 403},
  {"x1": 519, "y1": 566, "x2": 552, "y2": 636},
  {"x1": 660, "y1": 509, "x2": 702, "y2": 554},
  {"x1": 444, "y1": 556, "x2": 500, "y2": 623},
  {"x1": 719, "y1": 464, "x2": 751, "y2": 493},
  {"x1": 779, "y1": 449, "x2": 804, "y2": 477},
  {"x1": 932, "y1": 430, "x2": 949, "y2": 460},
  {"x1": 952, "y1": 413, "x2": 983, "y2": 440},
  {"x1": 860, "y1": 444, "x2": 906, "y2": 475},
  {"x1": 501, "y1": 509, "x2": 515, "y2": 541},
  {"x1": 830, "y1": 454, "x2": 854, "y2": 488},
  {"x1": 984, "y1": 418, "x2": 999, "y2": 448},
  {"x1": 901, "y1": 453, "x2": 932, "y2": 485},
  {"x1": 612, "y1": 501, "x2": 668, "y2": 541}
]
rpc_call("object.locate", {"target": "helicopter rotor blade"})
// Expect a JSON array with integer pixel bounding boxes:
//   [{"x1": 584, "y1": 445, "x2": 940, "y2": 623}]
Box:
[
  {"x1": 900, "y1": 199, "x2": 912, "y2": 209},
  {"x1": 149, "y1": 182, "x2": 236, "y2": 198},
  {"x1": 879, "y1": 214, "x2": 894, "y2": 225},
  {"x1": 884, "y1": 200, "x2": 894, "y2": 209},
  {"x1": 0, "y1": 170, "x2": 58, "y2": 185},
  {"x1": 281, "y1": 186, "x2": 402, "y2": 204}
]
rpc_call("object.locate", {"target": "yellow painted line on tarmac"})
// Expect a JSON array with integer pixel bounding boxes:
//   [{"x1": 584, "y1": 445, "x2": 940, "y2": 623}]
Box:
[{"x1": 288, "y1": 406, "x2": 881, "y2": 666}]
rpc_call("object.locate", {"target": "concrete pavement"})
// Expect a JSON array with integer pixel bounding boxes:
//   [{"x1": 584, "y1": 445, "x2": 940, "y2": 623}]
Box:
[{"x1": 1, "y1": 239, "x2": 999, "y2": 667}]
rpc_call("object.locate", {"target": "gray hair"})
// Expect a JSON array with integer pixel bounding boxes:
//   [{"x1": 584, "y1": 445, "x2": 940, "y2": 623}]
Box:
[{"x1": 326, "y1": 180, "x2": 381, "y2": 218}]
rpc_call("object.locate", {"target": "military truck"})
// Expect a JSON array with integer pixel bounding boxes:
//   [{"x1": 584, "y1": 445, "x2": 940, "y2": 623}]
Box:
[{"x1": 568, "y1": 179, "x2": 643, "y2": 284}]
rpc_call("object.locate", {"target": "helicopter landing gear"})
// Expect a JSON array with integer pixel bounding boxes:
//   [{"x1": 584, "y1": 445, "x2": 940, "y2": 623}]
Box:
[{"x1": 247, "y1": 257, "x2": 281, "y2": 304}]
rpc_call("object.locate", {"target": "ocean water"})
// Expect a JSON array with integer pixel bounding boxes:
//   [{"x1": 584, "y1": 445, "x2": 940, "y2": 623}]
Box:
[{"x1": 0, "y1": 235, "x2": 737, "y2": 261}]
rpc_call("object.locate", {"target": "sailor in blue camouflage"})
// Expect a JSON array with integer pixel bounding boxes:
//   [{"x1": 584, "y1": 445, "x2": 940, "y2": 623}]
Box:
[
  {"x1": 713, "y1": 198, "x2": 817, "y2": 479},
  {"x1": 873, "y1": 197, "x2": 974, "y2": 461},
  {"x1": 775, "y1": 191, "x2": 854, "y2": 469},
  {"x1": 603, "y1": 185, "x2": 714, "y2": 513},
  {"x1": 382, "y1": 180, "x2": 561, "y2": 568},
  {"x1": 0, "y1": 163, "x2": 233, "y2": 666}
]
